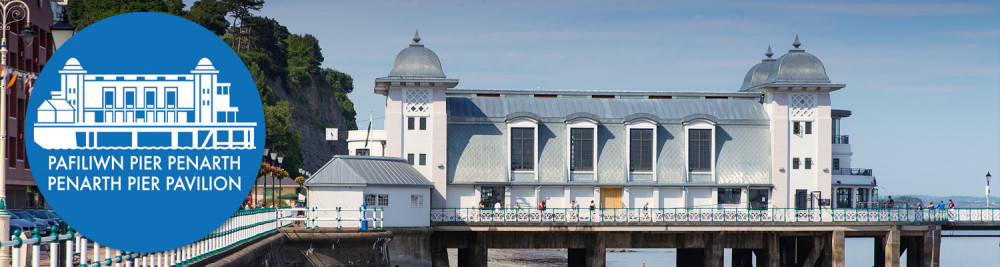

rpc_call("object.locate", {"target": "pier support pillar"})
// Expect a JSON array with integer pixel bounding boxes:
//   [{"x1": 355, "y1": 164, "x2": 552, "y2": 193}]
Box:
[
  {"x1": 832, "y1": 230, "x2": 845, "y2": 267},
  {"x1": 767, "y1": 234, "x2": 781, "y2": 267},
  {"x1": 676, "y1": 249, "x2": 704, "y2": 267},
  {"x1": 569, "y1": 233, "x2": 606, "y2": 267},
  {"x1": 885, "y1": 228, "x2": 900, "y2": 267},
  {"x1": 922, "y1": 228, "x2": 940, "y2": 267},
  {"x1": 731, "y1": 249, "x2": 753, "y2": 267},
  {"x1": 705, "y1": 233, "x2": 723, "y2": 267},
  {"x1": 874, "y1": 236, "x2": 886, "y2": 267}
]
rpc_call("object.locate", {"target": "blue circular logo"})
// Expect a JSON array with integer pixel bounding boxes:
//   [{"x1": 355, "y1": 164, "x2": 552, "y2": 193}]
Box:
[{"x1": 26, "y1": 13, "x2": 264, "y2": 252}]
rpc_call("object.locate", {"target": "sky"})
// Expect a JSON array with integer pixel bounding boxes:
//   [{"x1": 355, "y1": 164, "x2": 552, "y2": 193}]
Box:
[{"x1": 201, "y1": 0, "x2": 999, "y2": 197}]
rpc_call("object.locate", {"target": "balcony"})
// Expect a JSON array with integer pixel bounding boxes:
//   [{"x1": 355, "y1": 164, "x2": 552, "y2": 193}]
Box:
[
  {"x1": 832, "y1": 168, "x2": 872, "y2": 176},
  {"x1": 832, "y1": 135, "x2": 849, "y2": 144}
]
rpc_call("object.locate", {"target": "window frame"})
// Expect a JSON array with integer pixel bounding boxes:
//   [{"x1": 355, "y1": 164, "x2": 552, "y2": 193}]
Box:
[
  {"x1": 625, "y1": 118, "x2": 657, "y2": 182},
  {"x1": 566, "y1": 118, "x2": 598, "y2": 175},
  {"x1": 411, "y1": 194, "x2": 424, "y2": 208},
  {"x1": 419, "y1": 153, "x2": 426, "y2": 166},
  {"x1": 684, "y1": 119, "x2": 715, "y2": 174},
  {"x1": 804, "y1": 158, "x2": 813, "y2": 169},
  {"x1": 355, "y1": 148, "x2": 370, "y2": 156},
  {"x1": 407, "y1": 117, "x2": 415, "y2": 130},
  {"x1": 804, "y1": 121, "x2": 813, "y2": 135},
  {"x1": 407, "y1": 154, "x2": 414, "y2": 165},
  {"x1": 507, "y1": 117, "x2": 538, "y2": 181},
  {"x1": 717, "y1": 188, "x2": 741, "y2": 205},
  {"x1": 792, "y1": 157, "x2": 800, "y2": 169},
  {"x1": 419, "y1": 117, "x2": 427, "y2": 130},
  {"x1": 832, "y1": 158, "x2": 840, "y2": 170}
]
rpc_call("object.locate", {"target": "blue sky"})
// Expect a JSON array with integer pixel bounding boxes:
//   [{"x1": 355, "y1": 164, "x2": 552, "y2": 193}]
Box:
[{"x1": 218, "y1": 0, "x2": 998, "y2": 197}]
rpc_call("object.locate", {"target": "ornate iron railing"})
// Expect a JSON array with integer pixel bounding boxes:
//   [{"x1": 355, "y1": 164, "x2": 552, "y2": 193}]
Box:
[{"x1": 430, "y1": 208, "x2": 1000, "y2": 223}]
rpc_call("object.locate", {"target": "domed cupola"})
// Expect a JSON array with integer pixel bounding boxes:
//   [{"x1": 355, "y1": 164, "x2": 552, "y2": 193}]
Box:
[
  {"x1": 388, "y1": 30, "x2": 446, "y2": 78},
  {"x1": 763, "y1": 35, "x2": 831, "y2": 84},
  {"x1": 739, "y1": 46, "x2": 777, "y2": 91}
]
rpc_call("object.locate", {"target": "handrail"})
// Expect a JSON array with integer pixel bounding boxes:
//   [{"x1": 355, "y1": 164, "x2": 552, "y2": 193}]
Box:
[
  {"x1": 430, "y1": 207, "x2": 1000, "y2": 223},
  {"x1": 831, "y1": 168, "x2": 873, "y2": 176},
  {"x1": 832, "y1": 135, "x2": 849, "y2": 144}
]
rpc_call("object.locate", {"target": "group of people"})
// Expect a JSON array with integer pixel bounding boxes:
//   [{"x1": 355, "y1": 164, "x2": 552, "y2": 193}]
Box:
[
  {"x1": 917, "y1": 199, "x2": 956, "y2": 210},
  {"x1": 476, "y1": 199, "x2": 599, "y2": 210}
]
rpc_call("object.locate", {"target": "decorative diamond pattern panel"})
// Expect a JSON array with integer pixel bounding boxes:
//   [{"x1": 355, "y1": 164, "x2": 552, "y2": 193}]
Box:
[
  {"x1": 715, "y1": 125, "x2": 771, "y2": 184},
  {"x1": 597, "y1": 124, "x2": 626, "y2": 184},
  {"x1": 657, "y1": 125, "x2": 686, "y2": 183},
  {"x1": 447, "y1": 123, "x2": 507, "y2": 183},
  {"x1": 789, "y1": 94, "x2": 816, "y2": 118},
  {"x1": 538, "y1": 123, "x2": 567, "y2": 183},
  {"x1": 404, "y1": 89, "x2": 431, "y2": 115}
]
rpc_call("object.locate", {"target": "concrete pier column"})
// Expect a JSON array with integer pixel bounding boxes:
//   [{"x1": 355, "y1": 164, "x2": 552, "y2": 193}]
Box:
[
  {"x1": 731, "y1": 249, "x2": 754, "y2": 267},
  {"x1": 574, "y1": 233, "x2": 606, "y2": 267},
  {"x1": 832, "y1": 230, "x2": 845, "y2": 267},
  {"x1": 677, "y1": 249, "x2": 705, "y2": 266},
  {"x1": 922, "y1": 228, "x2": 941, "y2": 267},
  {"x1": 874, "y1": 237, "x2": 886, "y2": 267},
  {"x1": 706, "y1": 244, "x2": 723, "y2": 267},
  {"x1": 885, "y1": 228, "x2": 901, "y2": 267},
  {"x1": 767, "y1": 234, "x2": 781, "y2": 267}
]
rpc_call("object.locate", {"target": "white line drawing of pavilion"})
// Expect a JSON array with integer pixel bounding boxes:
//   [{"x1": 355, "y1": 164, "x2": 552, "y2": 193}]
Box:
[{"x1": 34, "y1": 58, "x2": 256, "y2": 149}]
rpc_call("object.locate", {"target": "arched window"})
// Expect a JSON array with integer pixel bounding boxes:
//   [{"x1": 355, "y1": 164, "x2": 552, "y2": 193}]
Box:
[
  {"x1": 625, "y1": 118, "x2": 657, "y2": 182},
  {"x1": 566, "y1": 117, "x2": 598, "y2": 182},
  {"x1": 507, "y1": 117, "x2": 538, "y2": 181}
]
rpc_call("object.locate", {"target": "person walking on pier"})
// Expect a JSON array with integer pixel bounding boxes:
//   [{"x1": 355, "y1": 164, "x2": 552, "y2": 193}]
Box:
[
  {"x1": 938, "y1": 201, "x2": 945, "y2": 210},
  {"x1": 590, "y1": 200, "x2": 596, "y2": 210},
  {"x1": 948, "y1": 199, "x2": 955, "y2": 209},
  {"x1": 887, "y1": 196, "x2": 895, "y2": 208},
  {"x1": 538, "y1": 200, "x2": 547, "y2": 211}
]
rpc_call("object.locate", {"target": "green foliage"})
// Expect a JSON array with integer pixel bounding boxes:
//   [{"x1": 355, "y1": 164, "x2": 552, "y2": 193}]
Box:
[
  {"x1": 322, "y1": 68, "x2": 357, "y2": 130},
  {"x1": 264, "y1": 101, "x2": 302, "y2": 174},
  {"x1": 894, "y1": 196, "x2": 923, "y2": 207},
  {"x1": 323, "y1": 68, "x2": 353, "y2": 94},
  {"x1": 186, "y1": 0, "x2": 229, "y2": 35},
  {"x1": 285, "y1": 34, "x2": 323, "y2": 90},
  {"x1": 238, "y1": 52, "x2": 274, "y2": 104},
  {"x1": 69, "y1": 0, "x2": 186, "y2": 29},
  {"x1": 222, "y1": 0, "x2": 264, "y2": 25},
  {"x1": 240, "y1": 16, "x2": 289, "y2": 78}
]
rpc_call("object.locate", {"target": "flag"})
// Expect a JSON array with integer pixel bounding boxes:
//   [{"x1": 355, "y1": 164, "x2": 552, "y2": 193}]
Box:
[
  {"x1": 364, "y1": 111, "x2": 372, "y2": 148},
  {"x1": 6, "y1": 72, "x2": 16, "y2": 89}
]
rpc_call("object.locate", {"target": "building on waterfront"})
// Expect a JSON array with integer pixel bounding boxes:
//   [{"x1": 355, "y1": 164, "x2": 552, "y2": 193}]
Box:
[
  {"x1": 305, "y1": 156, "x2": 432, "y2": 227},
  {"x1": 253, "y1": 175, "x2": 301, "y2": 208},
  {"x1": 354, "y1": 33, "x2": 878, "y2": 211},
  {"x1": 33, "y1": 58, "x2": 256, "y2": 149},
  {"x1": 4, "y1": 0, "x2": 59, "y2": 209}
]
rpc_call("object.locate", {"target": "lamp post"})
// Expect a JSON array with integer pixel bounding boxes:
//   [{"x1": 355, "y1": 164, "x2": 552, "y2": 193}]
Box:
[
  {"x1": 49, "y1": 10, "x2": 74, "y2": 50},
  {"x1": 275, "y1": 152, "x2": 283, "y2": 208},
  {"x1": 987, "y1": 171, "x2": 992, "y2": 208},
  {"x1": 0, "y1": 1, "x2": 33, "y2": 264}
]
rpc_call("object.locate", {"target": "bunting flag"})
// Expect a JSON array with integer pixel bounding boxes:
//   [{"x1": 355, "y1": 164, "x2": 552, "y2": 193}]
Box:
[{"x1": 6, "y1": 72, "x2": 16, "y2": 89}]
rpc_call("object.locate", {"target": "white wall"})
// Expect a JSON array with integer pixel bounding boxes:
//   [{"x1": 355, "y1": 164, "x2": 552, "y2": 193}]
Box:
[
  {"x1": 445, "y1": 185, "x2": 476, "y2": 208},
  {"x1": 688, "y1": 188, "x2": 714, "y2": 208},
  {"x1": 629, "y1": 187, "x2": 654, "y2": 208},
  {"x1": 510, "y1": 186, "x2": 537, "y2": 208},
  {"x1": 539, "y1": 187, "x2": 565, "y2": 208},
  {"x1": 570, "y1": 187, "x2": 596, "y2": 208},
  {"x1": 308, "y1": 186, "x2": 364, "y2": 228},
  {"x1": 347, "y1": 130, "x2": 386, "y2": 156},
  {"x1": 364, "y1": 187, "x2": 431, "y2": 227},
  {"x1": 661, "y1": 188, "x2": 685, "y2": 208}
]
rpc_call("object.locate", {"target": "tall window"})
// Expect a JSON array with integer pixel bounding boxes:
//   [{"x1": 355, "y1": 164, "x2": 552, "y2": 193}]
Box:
[
  {"x1": 792, "y1": 158, "x2": 800, "y2": 169},
  {"x1": 145, "y1": 90, "x2": 155, "y2": 108},
  {"x1": 804, "y1": 158, "x2": 812, "y2": 169},
  {"x1": 419, "y1": 117, "x2": 427, "y2": 130},
  {"x1": 793, "y1": 121, "x2": 801, "y2": 134},
  {"x1": 419, "y1": 154, "x2": 426, "y2": 165},
  {"x1": 570, "y1": 128, "x2": 594, "y2": 171},
  {"x1": 718, "y1": 188, "x2": 741, "y2": 204},
  {"x1": 804, "y1": 121, "x2": 813, "y2": 134},
  {"x1": 407, "y1": 154, "x2": 414, "y2": 165},
  {"x1": 510, "y1": 127, "x2": 534, "y2": 171},
  {"x1": 832, "y1": 158, "x2": 840, "y2": 170},
  {"x1": 104, "y1": 90, "x2": 114, "y2": 108},
  {"x1": 629, "y1": 129, "x2": 653, "y2": 172},
  {"x1": 836, "y1": 188, "x2": 852, "y2": 208},
  {"x1": 407, "y1": 117, "x2": 415, "y2": 130},
  {"x1": 124, "y1": 90, "x2": 135, "y2": 108},
  {"x1": 688, "y1": 129, "x2": 712, "y2": 172}
]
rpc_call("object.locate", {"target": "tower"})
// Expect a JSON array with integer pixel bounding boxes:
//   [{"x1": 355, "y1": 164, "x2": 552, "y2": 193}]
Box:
[
  {"x1": 375, "y1": 31, "x2": 459, "y2": 208},
  {"x1": 741, "y1": 36, "x2": 845, "y2": 208}
]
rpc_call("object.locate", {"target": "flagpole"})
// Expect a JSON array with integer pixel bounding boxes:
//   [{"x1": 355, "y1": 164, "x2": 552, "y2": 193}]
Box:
[{"x1": 364, "y1": 111, "x2": 372, "y2": 149}]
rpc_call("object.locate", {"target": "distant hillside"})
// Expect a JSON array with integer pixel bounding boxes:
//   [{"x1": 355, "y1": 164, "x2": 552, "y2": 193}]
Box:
[{"x1": 895, "y1": 195, "x2": 993, "y2": 208}]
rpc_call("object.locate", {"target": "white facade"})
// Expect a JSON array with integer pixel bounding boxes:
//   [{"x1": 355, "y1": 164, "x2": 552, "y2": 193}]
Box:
[
  {"x1": 347, "y1": 130, "x2": 386, "y2": 156},
  {"x1": 308, "y1": 186, "x2": 430, "y2": 228}
]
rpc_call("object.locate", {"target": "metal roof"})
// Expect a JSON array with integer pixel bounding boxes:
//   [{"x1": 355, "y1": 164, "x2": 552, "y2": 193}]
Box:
[
  {"x1": 763, "y1": 36, "x2": 831, "y2": 84},
  {"x1": 305, "y1": 156, "x2": 433, "y2": 187},
  {"x1": 740, "y1": 46, "x2": 777, "y2": 92},
  {"x1": 387, "y1": 31, "x2": 446, "y2": 79},
  {"x1": 446, "y1": 97, "x2": 769, "y2": 122}
]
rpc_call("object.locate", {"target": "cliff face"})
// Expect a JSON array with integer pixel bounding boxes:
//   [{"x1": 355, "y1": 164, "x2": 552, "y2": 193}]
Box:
[{"x1": 269, "y1": 77, "x2": 349, "y2": 172}]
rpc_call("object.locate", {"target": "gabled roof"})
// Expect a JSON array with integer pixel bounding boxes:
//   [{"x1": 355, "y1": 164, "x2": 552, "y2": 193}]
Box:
[{"x1": 305, "y1": 156, "x2": 433, "y2": 188}]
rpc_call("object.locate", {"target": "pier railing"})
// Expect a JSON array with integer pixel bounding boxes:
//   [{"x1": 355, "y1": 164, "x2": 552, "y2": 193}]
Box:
[
  {"x1": 430, "y1": 207, "x2": 1000, "y2": 223},
  {"x1": 277, "y1": 206, "x2": 384, "y2": 230},
  {"x1": 0, "y1": 207, "x2": 291, "y2": 267}
]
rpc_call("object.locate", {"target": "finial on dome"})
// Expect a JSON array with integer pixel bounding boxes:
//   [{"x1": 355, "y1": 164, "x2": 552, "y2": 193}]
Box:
[
  {"x1": 766, "y1": 45, "x2": 773, "y2": 58},
  {"x1": 413, "y1": 30, "x2": 421, "y2": 44},
  {"x1": 793, "y1": 35, "x2": 801, "y2": 49}
]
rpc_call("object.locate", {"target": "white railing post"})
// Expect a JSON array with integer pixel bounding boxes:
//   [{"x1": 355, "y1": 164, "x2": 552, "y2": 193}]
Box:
[
  {"x1": 79, "y1": 238, "x2": 88, "y2": 267},
  {"x1": 64, "y1": 237, "x2": 74, "y2": 267},
  {"x1": 30, "y1": 240, "x2": 39, "y2": 267},
  {"x1": 10, "y1": 246, "x2": 18, "y2": 267}
]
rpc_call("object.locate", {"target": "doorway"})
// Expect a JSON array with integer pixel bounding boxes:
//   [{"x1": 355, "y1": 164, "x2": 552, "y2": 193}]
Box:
[
  {"x1": 601, "y1": 188, "x2": 623, "y2": 208},
  {"x1": 795, "y1": 190, "x2": 808, "y2": 210}
]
